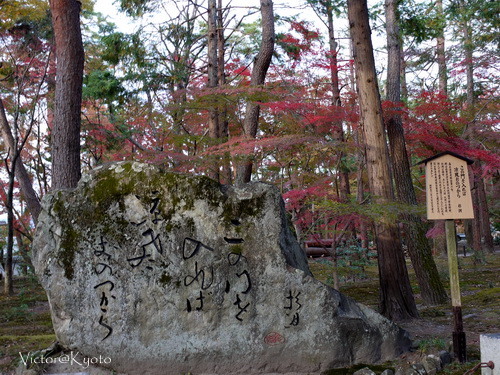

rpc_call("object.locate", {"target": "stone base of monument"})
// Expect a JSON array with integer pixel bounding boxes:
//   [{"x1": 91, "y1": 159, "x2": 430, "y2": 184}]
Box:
[{"x1": 33, "y1": 162, "x2": 411, "y2": 375}]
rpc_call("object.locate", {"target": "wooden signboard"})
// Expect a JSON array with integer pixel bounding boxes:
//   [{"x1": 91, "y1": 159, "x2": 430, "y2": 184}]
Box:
[
  {"x1": 419, "y1": 151, "x2": 474, "y2": 363},
  {"x1": 423, "y1": 152, "x2": 474, "y2": 220}
]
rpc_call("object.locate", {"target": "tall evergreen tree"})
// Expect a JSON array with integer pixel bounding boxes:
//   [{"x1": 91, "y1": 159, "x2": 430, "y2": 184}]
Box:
[
  {"x1": 385, "y1": 0, "x2": 447, "y2": 305},
  {"x1": 50, "y1": 0, "x2": 84, "y2": 189},
  {"x1": 235, "y1": 0, "x2": 275, "y2": 185},
  {"x1": 348, "y1": 0, "x2": 418, "y2": 320}
]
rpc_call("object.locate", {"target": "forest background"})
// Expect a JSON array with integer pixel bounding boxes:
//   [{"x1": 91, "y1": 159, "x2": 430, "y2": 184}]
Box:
[{"x1": 0, "y1": 0, "x2": 498, "y2": 322}]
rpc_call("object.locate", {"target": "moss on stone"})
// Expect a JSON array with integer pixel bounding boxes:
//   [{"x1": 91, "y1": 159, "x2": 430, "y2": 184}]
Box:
[
  {"x1": 229, "y1": 244, "x2": 243, "y2": 255},
  {"x1": 159, "y1": 273, "x2": 172, "y2": 286},
  {"x1": 51, "y1": 195, "x2": 81, "y2": 281},
  {"x1": 57, "y1": 226, "x2": 81, "y2": 280},
  {"x1": 220, "y1": 194, "x2": 266, "y2": 229},
  {"x1": 48, "y1": 163, "x2": 269, "y2": 281}
]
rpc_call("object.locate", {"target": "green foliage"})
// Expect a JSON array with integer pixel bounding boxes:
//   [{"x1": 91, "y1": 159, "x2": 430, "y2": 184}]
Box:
[
  {"x1": 306, "y1": 0, "x2": 345, "y2": 18},
  {"x1": 229, "y1": 20, "x2": 263, "y2": 60},
  {"x1": 83, "y1": 69, "x2": 124, "y2": 102},
  {"x1": 417, "y1": 337, "x2": 447, "y2": 352},
  {"x1": 400, "y1": 0, "x2": 442, "y2": 43},
  {"x1": 0, "y1": 0, "x2": 49, "y2": 31},
  {"x1": 2, "y1": 303, "x2": 32, "y2": 323},
  {"x1": 119, "y1": 0, "x2": 152, "y2": 17},
  {"x1": 318, "y1": 197, "x2": 425, "y2": 224},
  {"x1": 447, "y1": 0, "x2": 500, "y2": 49},
  {"x1": 316, "y1": 239, "x2": 376, "y2": 282},
  {"x1": 336, "y1": 240, "x2": 376, "y2": 281}
]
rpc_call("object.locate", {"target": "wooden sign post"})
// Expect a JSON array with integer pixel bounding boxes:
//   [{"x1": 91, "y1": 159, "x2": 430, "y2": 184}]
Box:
[{"x1": 420, "y1": 151, "x2": 474, "y2": 363}]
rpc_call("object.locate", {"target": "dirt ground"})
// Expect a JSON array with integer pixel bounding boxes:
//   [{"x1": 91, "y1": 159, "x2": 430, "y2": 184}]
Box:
[{"x1": 1, "y1": 251, "x2": 499, "y2": 375}]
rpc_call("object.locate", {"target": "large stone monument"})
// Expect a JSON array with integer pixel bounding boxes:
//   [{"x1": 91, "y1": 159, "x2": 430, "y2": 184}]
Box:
[{"x1": 33, "y1": 162, "x2": 410, "y2": 375}]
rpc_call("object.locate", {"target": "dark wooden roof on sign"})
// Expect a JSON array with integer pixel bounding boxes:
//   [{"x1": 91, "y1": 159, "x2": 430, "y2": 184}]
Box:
[{"x1": 417, "y1": 151, "x2": 474, "y2": 165}]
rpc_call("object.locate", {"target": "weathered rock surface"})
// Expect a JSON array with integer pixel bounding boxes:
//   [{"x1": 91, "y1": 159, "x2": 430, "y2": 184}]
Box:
[
  {"x1": 353, "y1": 368, "x2": 377, "y2": 375},
  {"x1": 33, "y1": 162, "x2": 411, "y2": 375}
]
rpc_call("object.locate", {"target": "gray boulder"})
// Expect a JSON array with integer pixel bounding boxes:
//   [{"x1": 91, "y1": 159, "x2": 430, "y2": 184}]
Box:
[
  {"x1": 33, "y1": 162, "x2": 411, "y2": 375},
  {"x1": 353, "y1": 368, "x2": 377, "y2": 375},
  {"x1": 422, "y1": 354, "x2": 442, "y2": 374}
]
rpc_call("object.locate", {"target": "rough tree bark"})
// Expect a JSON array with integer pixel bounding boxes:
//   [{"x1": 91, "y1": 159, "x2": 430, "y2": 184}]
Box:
[
  {"x1": 477, "y1": 175, "x2": 494, "y2": 253},
  {"x1": 469, "y1": 171, "x2": 484, "y2": 262},
  {"x1": 325, "y1": 2, "x2": 350, "y2": 202},
  {"x1": 207, "y1": 0, "x2": 219, "y2": 141},
  {"x1": 348, "y1": 0, "x2": 418, "y2": 320},
  {"x1": 234, "y1": 0, "x2": 275, "y2": 185},
  {"x1": 207, "y1": 0, "x2": 220, "y2": 181},
  {"x1": 462, "y1": 13, "x2": 474, "y2": 107},
  {"x1": 50, "y1": 0, "x2": 84, "y2": 189},
  {"x1": 436, "y1": 0, "x2": 447, "y2": 95},
  {"x1": 384, "y1": 0, "x2": 447, "y2": 305},
  {"x1": 458, "y1": 0, "x2": 493, "y2": 257},
  {"x1": 217, "y1": 0, "x2": 232, "y2": 184}
]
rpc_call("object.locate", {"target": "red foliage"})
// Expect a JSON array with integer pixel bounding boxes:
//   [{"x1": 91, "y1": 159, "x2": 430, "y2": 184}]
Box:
[{"x1": 404, "y1": 91, "x2": 500, "y2": 176}]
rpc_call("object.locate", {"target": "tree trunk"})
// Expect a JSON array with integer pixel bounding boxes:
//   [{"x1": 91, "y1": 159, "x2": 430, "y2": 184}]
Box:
[
  {"x1": 326, "y1": 3, "x2": 350, "y2": 201},
  {"x1": 207, "y1": 0, "x2": 220, "y2": 181},
  {"x1": 3, "y1": 172, "x2": 15, "y2": 295},
  {"x1": 50, "y1": 0, "x2": 84, "y2": 190},
  {"x1": 436, "y1": 0, "x2": 447, "y2": 95},
  {"x1": 217, "y1": 0, "x2": 232, "y2": 184},
  {"x1": 384, "y1": 0, "x2": 447, "y2": 305},
  {"x1": 470, "y1": 173, "x2": 484, "y2": 263},
  {"x1": 400, "y1": 53, "x2": 408, "y2": 102},
  {"x1": 235, "y1": 0, "x2": 275, "y2": 185},
  {"x1": 476, "y1": 175, "x2": 494, "y2": 253},
  {"x1": 348, "y1": 0, "x2": 418, "y2": 320},
  {"x1": 459, "y1": 0, "x2": 474, "y2": 106},
  {"x1": 0, "y1": 99, "x2": 42, "y2": 224},
  {"x1": 16, "y1": 232, "x2": 34, "y2": 274},
  {"x1": 47, "y1": 44, "x2": 56, "y2": 131}
]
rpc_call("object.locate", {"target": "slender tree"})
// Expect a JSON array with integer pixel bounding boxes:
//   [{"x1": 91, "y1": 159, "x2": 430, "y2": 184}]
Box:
[
  {"x1": 309, "y1": 0, "x2": 350, "y2": 202},
  {"x1": 384, "y1": 0, "x2": 447, "y2": 304},
  {"x1": 348, "y1": 0, "x2": 418, "y2": 320},
  {"x1": 235, "y1": 0, "x2": 275, "y2": 185},
  {"x1": 207, "y1": 0, "x2": 219, "y2": 144},
  {"x1": 436, "y1": 0, "x2": 447, "y2": 95},
  {"x1": 0, "y1": 100, "x2": 41, "y2": 223},
  {"x1": 50, "y1": 0, "x2": 84, "y2": 189}
]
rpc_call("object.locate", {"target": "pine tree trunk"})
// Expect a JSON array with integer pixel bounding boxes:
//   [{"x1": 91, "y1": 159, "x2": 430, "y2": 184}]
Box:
[
  {"x1": 50, "y1": 0, "x2": 84, "y2": 190},
  {"x1": 384, "y1": 0, "x2": 447, "y2": 305},
  {"x1": 436, "y1": 0, "x2": 447, "y2": 95},
  {"x1": 356, "y1": 144, "x2": 369, "y2": 250},
  {"x1": 217, "y1": 0, "x2": 232, "y2": 184},
  {"x1": 235, "y1": 0, "x2": 275, "y2": 185},
  {"x1": 459, "y1": 0, "x2": 474, "y2": 106},
  {"x1": 326, "y1": 3, "x2": 350, "y2": 201},
  {"x1": 470, "y1": 175, "x2": 484, "y2": 263},
  {"x1": 348, "y1": 0, "x2": 418, "y2": 320},
  {"x1": 207, "y1": 0, "x2": 220, "y2": 181},
  {"x1": 47, "y1": 45, "x2": 56, "y2": 131},
  {"x1": 4, "y1": 148, "x2": 18, "y2": 295},
  {"x1": 400, "y1": 53, "x2": 408, "y2": 102},
  {"x1": 477, "y1": 175, "x2": 494, "y2": 253}
]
